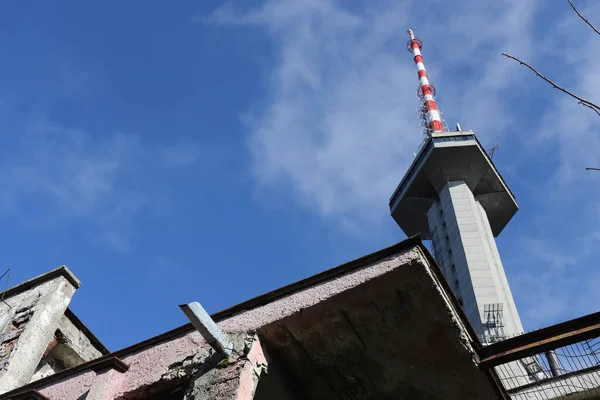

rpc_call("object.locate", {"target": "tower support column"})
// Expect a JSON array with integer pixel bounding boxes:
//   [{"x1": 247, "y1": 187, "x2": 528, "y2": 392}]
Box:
[{"x1": 427, "y1": 181, "x2": 524, "y2": 341}]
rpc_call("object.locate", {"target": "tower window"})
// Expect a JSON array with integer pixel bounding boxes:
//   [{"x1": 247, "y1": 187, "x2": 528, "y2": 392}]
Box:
[
  {"x1": 454, "y1": 279, "x2": 460, "y2": 290},
  {"x1": 451, "y1": 264, "x2": 456, "y2": 273}
]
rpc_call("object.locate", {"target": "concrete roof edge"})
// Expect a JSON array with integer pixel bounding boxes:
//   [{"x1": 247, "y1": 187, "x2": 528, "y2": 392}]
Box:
[
  {"x1": 0, "y1": 236, "x2": 427, "y2": 397},
  {"x1": 0, "y1": 265, "x2": 81, "y2": 301},
  {"x1": 413, "y1": 243, "x2": 480, "y2": 344},
  {"x1": 413, "y1": 242, "x2": 510, "y2": 399},
  {"x1": 63, "y1": 308, "x2": 111, "y2": 355},
  {"x1": 211, "y1": 235, "x2": 425, "y2": 321}
]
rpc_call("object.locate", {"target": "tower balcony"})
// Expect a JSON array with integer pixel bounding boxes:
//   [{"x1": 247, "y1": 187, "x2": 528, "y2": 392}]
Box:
[{"x1": 389, "y1": 130, "x2": 518, "y2": 239}]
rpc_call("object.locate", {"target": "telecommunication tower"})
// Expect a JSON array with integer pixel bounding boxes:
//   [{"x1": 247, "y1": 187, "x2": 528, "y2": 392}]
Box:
[{"x1": 390, "y1": 29, "x2": 535, "y2": 388}]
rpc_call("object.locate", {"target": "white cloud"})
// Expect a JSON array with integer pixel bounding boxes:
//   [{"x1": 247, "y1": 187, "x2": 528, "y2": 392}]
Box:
[
  {"x1": 0, "y1": 119, "x2": 204, "y2": 251},
  {"x1": 160, "y1": 143, "x2": 204, "y2": 167},
  {"x1": 205, "y1": 0, "x2": 538, "y2": 229}
]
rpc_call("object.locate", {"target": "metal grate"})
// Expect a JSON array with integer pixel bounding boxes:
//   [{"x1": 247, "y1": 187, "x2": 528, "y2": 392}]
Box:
[
  {"x1": 483, "y1": 303, "x2": 507, "y2": 345},
  {"x1": 493, "y1": 336, "x2": 600, "y2": 399},
  {"x1": 432, "y1": 134, "x2": 476, "y2": 143}
]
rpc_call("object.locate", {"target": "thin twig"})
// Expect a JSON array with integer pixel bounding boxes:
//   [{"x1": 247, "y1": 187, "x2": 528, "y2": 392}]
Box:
[
  {"x1": 586, "y1": 167, "x2": 600, "y2": 171},
  {"x1": 0, "y1": 269, "x2": 9, "y2": 282},
  {"x1": 579, "y1": 101, "x2": 600, "y2": 116},
  {"x1": 502, "y1": 53, "x2": 600, "y2": 115},
  {"x1": 0, "y1": 268, "x2": 10, "y2": 309},
  {"x1": 568, "y1": 0, "x2": 600, "y2": 36}
]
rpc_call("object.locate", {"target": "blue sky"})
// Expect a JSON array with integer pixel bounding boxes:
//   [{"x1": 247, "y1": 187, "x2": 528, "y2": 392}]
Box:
[{"x1": 1, "y1": 0, "x2": 599, "y2": 351}]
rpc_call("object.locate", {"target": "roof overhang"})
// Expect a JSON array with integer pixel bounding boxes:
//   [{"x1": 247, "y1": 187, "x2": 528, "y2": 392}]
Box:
[{"x1": 1, "y1": 238, "x2": 508, "y2": 400}]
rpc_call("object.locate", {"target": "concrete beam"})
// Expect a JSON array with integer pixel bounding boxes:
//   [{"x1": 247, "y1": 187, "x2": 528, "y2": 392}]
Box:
[
  {"x1": 180, "y1": 302, "x2": 233, "y2": 357},
  {"x1": 0, "y1": 274, "x2": 79, "y2": 394}
]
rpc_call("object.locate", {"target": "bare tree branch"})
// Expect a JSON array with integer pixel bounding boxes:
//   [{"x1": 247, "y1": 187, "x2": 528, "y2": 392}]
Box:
[
  {"x1": 579, "y1": 101, "x2": 600, "y2": 116},
  {"x1": 568, "y1": 0, "x2": 600, "y2": 36},
  {"x1": 502, "y1": 53, "x2": 600, "y2": 115}
]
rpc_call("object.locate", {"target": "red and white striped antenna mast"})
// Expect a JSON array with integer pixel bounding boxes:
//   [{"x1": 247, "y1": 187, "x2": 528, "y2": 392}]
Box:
[{"x1": 407, "y1": 28, "x2": 445, "y2": 135}]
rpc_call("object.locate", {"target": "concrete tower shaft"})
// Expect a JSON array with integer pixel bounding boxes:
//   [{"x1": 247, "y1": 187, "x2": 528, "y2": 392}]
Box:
[{"x1": 426, "y1": 182, "x2": 523, "y2": 337}]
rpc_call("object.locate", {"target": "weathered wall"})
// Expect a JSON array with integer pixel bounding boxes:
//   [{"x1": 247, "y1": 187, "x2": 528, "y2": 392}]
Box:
[
  {"x1": 0, "y1": 270, "x2": 79, "y2": 394},
  {"x1": 56, "y1": 313, "x2": 105, "y2": 363},
  {"x1": 30, "y1": 309, "x2": 107, "y2": 383},
  {"x1": 40, "y1": 330, "x2": 208, "y2": 400},
  {"x1": 183, "y1": 334, "x2": 267, "y2": 400},
  {"x1": 25, "y1": 248, "x2": 424, "y2": 400},
  {"x1": 38, "y1": 333, "x2": 270, "y2": 400},
  {"x1": 38, "y1": 370, "x2": 96, "y2": 400}
]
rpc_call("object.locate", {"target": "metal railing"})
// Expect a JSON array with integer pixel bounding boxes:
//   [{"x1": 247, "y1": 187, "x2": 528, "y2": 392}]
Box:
[{"x1": 476, "y1": 312, "x2": 600, "y2": 399}]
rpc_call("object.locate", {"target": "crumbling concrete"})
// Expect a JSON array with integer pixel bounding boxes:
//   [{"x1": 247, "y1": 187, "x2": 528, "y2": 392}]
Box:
[
  {"x1": 30, "y1": 311, "x2": 108, "y2": 382},
  {"x1": 0, "y1": 267, "x2": 80, "y2": 394},
  {"x1": 184, "y1": 334, "x2": 268, "y2": 400},
  {"x1": 55, "y1": 312, "x2": 105, "y2": 363}
]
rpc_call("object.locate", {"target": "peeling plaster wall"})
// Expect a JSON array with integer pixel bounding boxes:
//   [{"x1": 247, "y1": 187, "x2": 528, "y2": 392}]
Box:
[
  {"x1": 37, "y1": 333, "x2": 269, "y2": 400},
  {"x1": 0, "y1": 280, "x2": 48, "y2": 371},
  {"x1": 38, "y1": 370, "x2": 96, "y2": 400},
  {"x1": 31, "y1": 362, "x2": 59, "y2": 382},
  {"x1": 38, "y1": 331, "x2": 211, "y2": 400},
  {"x1": 114, "y1": 331, "x2": 212, "y2": 398},
  {"x1": 184, "y1": 334, "x2": 268, "y2": 400},
  {"x1": 56, "y1": 314, "x2": 104, "y2": 362},
  {"x1": 0, "y1": 275, "x2": 78, "y2": 394}
]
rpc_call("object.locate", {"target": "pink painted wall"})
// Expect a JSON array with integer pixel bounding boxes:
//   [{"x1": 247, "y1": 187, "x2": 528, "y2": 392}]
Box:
[
  {"x1": 37, "y1": 331, "x2": 207, "y2": 400},
  {"x1": 30, "y1": 248, "x2": 419, "y2": 399},
  {"x1": 39, "y1": 370, "x2": 95, "y2": 400}
]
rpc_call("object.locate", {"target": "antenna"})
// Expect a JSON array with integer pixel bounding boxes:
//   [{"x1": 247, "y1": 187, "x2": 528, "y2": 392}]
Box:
[
  {"x1": 488, "y1": 145, "x2": 499, "y2": 160},
  {"x1": 407, "y1": 28, "x2": 444, "y2": 135}
]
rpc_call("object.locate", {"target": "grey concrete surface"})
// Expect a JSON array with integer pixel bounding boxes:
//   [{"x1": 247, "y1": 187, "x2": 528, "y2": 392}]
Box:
[{"x1": 0, "y1": 268, "x2": 80, "y2": 394}]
